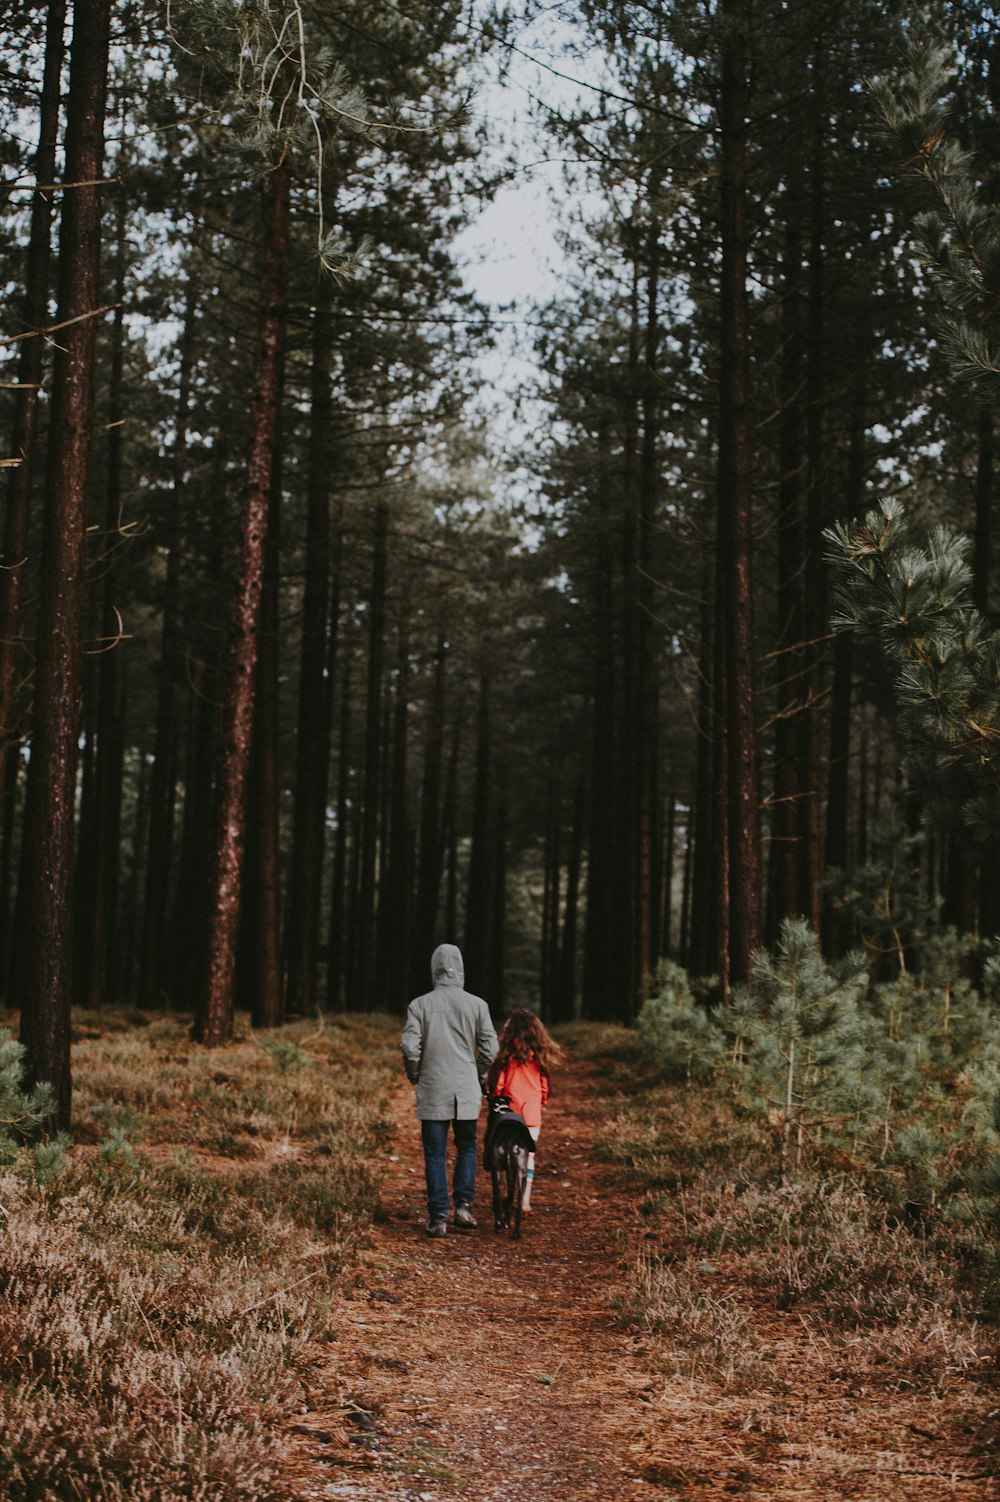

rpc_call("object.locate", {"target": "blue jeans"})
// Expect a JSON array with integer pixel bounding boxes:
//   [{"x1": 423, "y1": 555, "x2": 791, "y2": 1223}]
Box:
[{"x1": 421, "y1": 1117, "x2": 477, "y2": 1220}]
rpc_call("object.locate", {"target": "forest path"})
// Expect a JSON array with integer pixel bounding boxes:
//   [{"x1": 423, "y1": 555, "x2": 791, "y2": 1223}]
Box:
[{"x1": 282, "y1": 1052, "x2": 994, "y2": 1502}]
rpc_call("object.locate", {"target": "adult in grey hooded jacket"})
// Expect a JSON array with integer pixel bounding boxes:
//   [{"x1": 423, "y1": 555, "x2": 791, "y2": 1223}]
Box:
[{"x1": 401, "y1": 943, "x2": 498, "y2": 1233}]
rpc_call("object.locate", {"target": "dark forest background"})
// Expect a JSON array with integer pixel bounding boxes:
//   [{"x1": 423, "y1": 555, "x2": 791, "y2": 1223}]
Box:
[{"x1": 3, "y1": 0, "x2": 1000, "y2": 1128}]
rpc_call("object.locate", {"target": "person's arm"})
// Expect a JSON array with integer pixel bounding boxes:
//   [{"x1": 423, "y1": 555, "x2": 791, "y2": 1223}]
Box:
[
  {"x1": 400, "y1": 1002, "x2": 423, "y2": 1084},
  {"x1": 540, "y1": 1068, "x2": 551, "y2": 1110},
  {"x1": 476, "y1": 1003, "x2": 499, "y2": 1079},
  {"x1": 486, "y1": 1058, "x2": 505, "y2": 1097}
]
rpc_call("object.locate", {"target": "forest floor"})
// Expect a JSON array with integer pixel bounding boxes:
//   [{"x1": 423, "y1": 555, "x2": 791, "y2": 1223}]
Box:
[{"x1": 280, "y1": 1048, "x2": 998, "y2": 1502}]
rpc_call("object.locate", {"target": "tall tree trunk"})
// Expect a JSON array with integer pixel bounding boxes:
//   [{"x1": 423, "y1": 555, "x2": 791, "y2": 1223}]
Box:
[
  {"x1": 0, "y1": 0, "x2": 67, "y2": 825},
  {"x1": 139, "y1": 274, "x2": 197, "y2": 1007},
  {"x1": 16, "y1": 0, "x2": 111, "y2": 1127},
  {"x1": 688, "y1": 559, "x2": 717, "y2": 976},
  {"x1": 660, "y1": 792, "x2": 676, "y2": 959},
  {"x1": 354, "y1": 499, "x2": 388, "y2": 1011},
  {"x1": 376, "y1": 592, "x2": 412, "y2": 1011},
  {"x1": 618, "y1": 249, "x2": 642, "y2": 1019},
  {"x1": 716, "y1": 0, "x2": 760, "y2": 992},
  {"x1": 974, "y1": 410, "x2": 1000, "y2": 937},
  {"x1": 464, "y1": 674, "x2": 493, "y2": 995},
  {"x1": 284, "y1": 283, "x2": 335, "y2": 1016},
  {"x1": 411, "y1": 633, "x2": 447, "y2": 992},
  {"x1": 798, "y1": 70, "x2": 827, "y2": 932},
  {"x1": 443, "y1": 716, "x2": 461, "y2": 943},
  {"x1": 326, "y1": 654, "x2": 353, "y2": 1012},
  {"x1": 583, "y1": 422, "x2": 619, "y2": 1017},
  {"x1": 488, "y1": 775, "x2": 508, "y2": 1009},
  {"x1": 239, "y1": 449, "x2": 283, "y2": 1028},
  {"x1": 176, "y1": 450, "x2": 226, "y2": 1022},
  {"x1": 557, "y1": 784, "x2": 584, "y2": 1022},
  {"x1": 0, "y1": 748, "x2": 21, "y2": 995},
  {"x1": 823, "y1": 310, "x2": 866, "y2": 953},
  {"x1": 77, "y1": 186, "x2": 128, "y2": 1009},
  {"x1": 196, "y1": 157, "x2": 290, "y2": 1046},
  {"x1": 973, "y1": 408, "x2": 993, "y2": 618},
  {"x1": 541, "y1": 784, "x2": 560, "y2": 1018},
  {"x1": 767, "y1": 211, "x2": 807, "y2": 939},
  {"x1": 636, "y1": 212, "x2": 661, "y2": 998}
]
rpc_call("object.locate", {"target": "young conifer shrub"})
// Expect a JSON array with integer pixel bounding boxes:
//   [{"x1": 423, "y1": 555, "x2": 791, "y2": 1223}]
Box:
[
  {"x1": 0, "y1": 1027, "x2": 59, "y2": 1168},
  {"x1": 734, "y1": 919, "x2": 879, "y2": 1178},
  {"x1": 636, "y1": 960, "x2": 725, "y2": 1081}
]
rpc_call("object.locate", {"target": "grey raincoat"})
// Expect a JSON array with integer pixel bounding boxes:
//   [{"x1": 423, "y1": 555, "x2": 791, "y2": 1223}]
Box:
[{"x1": 400, "y1": 944, "x2": 498, "y2": 1120}]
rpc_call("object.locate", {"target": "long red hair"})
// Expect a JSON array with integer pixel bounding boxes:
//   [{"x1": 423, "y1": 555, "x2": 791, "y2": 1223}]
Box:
[{"x1": 491, "y1": 1008, "x2": 563, "y2": 1081}]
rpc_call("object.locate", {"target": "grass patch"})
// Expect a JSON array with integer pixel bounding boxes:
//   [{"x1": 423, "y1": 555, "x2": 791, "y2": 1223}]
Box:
[
  {"x1": 0, "y1": 1007, "x2": 401, "y2": 1502},
  {"x1": 614, "y1": 1251, "x2": 759, "y2": 1389},
  {"x1": 566, "y1": 1027, "x2": 999, "y2": 1399}
]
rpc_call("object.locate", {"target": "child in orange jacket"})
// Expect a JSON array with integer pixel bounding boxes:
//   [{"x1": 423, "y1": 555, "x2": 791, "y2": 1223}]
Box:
[{"x1": 486, "y1": 1009, "x2": 563, "y2": 1211}]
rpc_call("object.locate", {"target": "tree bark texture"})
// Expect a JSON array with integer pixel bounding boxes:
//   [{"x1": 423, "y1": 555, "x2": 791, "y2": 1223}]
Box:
[
  {"x1": 411, "y1": 634, "x2": 448, "y2": 993},
  {"x1": 464, "y1": 674, "x2": 493, "y2": 996},
  {"x1": 197, "y1": 157, "x2": 290, "y2": 1046},
  {"x1": 76, "y1": 189, "x2": 128, "y2": 1009},
  {"x1": 16, "y1": 0, "x2": 111, "y2": 1127},
  {"x1": 239, "y1": 448, "x2": 283, "y2": 1028},
  {"x1": 0, "y1": 0, "x2": 67, "y2": 787},
  {"x1": 139, "y1": 275, "x2": 197, "y2": 1007},
  {"x1": 284, "y1": 283, "x2": 335, "y2": 1016},
  {"x1": 716, "y1": 0, "x2": 761, "y2": 990},
  {"x1": 354, "y1": 498, "x2": 389, "y2": 1011}
]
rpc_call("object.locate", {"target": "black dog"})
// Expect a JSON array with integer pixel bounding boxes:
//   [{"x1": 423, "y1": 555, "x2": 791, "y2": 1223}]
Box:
[{"x1": 482, "y1": 1094, "x2": 535, "y2": 1239}]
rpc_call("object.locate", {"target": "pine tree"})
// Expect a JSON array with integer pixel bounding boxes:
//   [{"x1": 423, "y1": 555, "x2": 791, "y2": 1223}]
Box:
[
  {"x1": 826, "y1": 499, "x2": 1000, "y2": 841},
  {"x1": 731, "y1": 918, "x2": 875, "y2": 1179}
]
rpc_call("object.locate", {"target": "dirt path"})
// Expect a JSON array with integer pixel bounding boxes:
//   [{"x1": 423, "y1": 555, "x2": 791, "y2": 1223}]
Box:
[{"x1": 282, "y1": 1055, "x2": 997, "y2": 1502}]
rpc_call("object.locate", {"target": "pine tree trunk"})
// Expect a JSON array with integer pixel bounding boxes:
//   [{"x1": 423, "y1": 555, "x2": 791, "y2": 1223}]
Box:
[
  {"x1": 716, "y1": 0, "x2": 760, "y2": 990},
  {"x1": 541, "y1": 786, "x2": 560, "y2": 1018},
  {"x1": 354, "y1": 499, "x2": 388, "y2": 1011},
  {"x1": 660, "y1": 793, "x2": 676, "y2": 958},
  {"x1": 16, "y1": 0, "x2": 111, "y2": 1127},
  {"x1": 284, "y1": 284, "x2": 335, "y2": 1016},
  {"x1": 78, "y1": 190, "x2": 128, "y2": 1009},
  {"x1": 240, "y1": 451, "x2": 283, "y2": 1028},
  {"x1": 443, "y1": 717, "x2": 461, "y2": 942},
  {"x1": 376, "y1": 593, "x2": 412, "y2": 1011},
  {"x1": 488, "y1": 778, "x2": 508, "y2": 1008},
  {"x1": 583, "y1": 422, "x2": 618, "y2": 1017},
  {"x1": 0, "y1": 749, "x2": 21, "y2": 994},
  {"x1": 0, "y1": 0, "x2": 66, "y2": 829},
  {"x1": 768, "y1": 212, "x2": 807, "y2": 938},
  {"x1": 464, "y1": 675, "x2": 493, "y2": 995},
  {"x1": 619, "y1": 250, "x2": 642, "y2": 1018},
  {"x1": 177, "y1": 465, "x2": 226, "y2": 1024},
  {"x1": 974, "y1": 410, "x2": 1000, "y2": 937},
  {"x1": 557, "y1": 785, "x2": 584, "y2": 1021},
  {"x1": 823, "y1": 311, "x2": 866, "y2": 953},
  {"x1": 798, "y1": 83, "x2": 827, "y2": 932},
  {"x1": 196, "y1": 157, "x2": 290, "y2": 1046},
  {"x1": 973, "y1": 408, "x2": 993, "y2": 617},
  {"x1": 411, "y1": 634, "x2": 447, "y2": 992},
  {"x1": 139, "y1": 275, "x2": 197, "y2": 1007},
  {"x1": 636, "y1": 215, "x2": 661, "y2": 998},
  {"x1": 326, "y1": 654, "x2": 353, "y2": 1012},
  {"x1": 688, "y1": 559, "x2": 716, "y2": 976}
]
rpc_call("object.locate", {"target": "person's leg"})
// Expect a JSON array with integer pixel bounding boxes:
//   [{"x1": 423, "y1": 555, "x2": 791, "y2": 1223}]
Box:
[
  {"x1": 421, "y1": 1120, "x2": 450, "y2": 1229},
  {"x1": 452, "y1": 1116, "x2": 477, "y2": 1213},
  {"x1": 522, "y1": 1127, "x2": 540, "y2": 1209}
]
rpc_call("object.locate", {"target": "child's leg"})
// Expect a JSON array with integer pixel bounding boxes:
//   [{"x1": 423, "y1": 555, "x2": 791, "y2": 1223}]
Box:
[{"x1": 522, "y1": 1128, "x2": 540, "y2": 1209}]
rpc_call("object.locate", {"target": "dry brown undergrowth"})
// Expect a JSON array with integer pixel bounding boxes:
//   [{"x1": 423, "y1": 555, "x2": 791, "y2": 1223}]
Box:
[
  {"x1": 2, "y1": 1014, "x2": 996, "y2": 1501},
  {"x1": 281, "y1": 1023, "x2": 999, "y2": 1502},
  {"x1": 0, "y1": 1008, "x2": 400, "y2": 1502}
]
